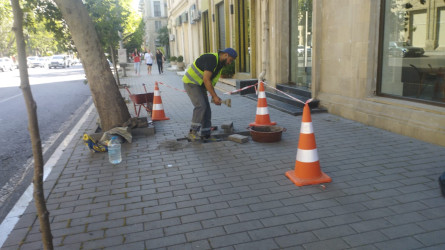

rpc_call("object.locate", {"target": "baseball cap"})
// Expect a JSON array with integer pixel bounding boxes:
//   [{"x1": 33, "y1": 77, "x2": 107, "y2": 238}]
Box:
[{"x1": 219, "y1": 48, "x2": 237, "y2": 59}]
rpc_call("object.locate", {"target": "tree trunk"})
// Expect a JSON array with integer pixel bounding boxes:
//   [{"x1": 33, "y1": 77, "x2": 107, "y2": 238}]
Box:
[
  {"x1": 53, "y1": 0, "x2": 130, "y2": 131},
  {"x1": 10, "y1": 0, "x2": 54, "y2": 249}
]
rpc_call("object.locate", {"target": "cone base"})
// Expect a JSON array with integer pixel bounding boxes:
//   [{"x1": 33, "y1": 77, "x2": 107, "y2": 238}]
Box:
[
  {"x1": 285, "y1": 170, "x2": 332, "y2": 187},
  {"x1": 152, "y1": 117, "x2": 170, "y2": 121},
  {"x1": 249, "y1": 121, "x2": 277, "y2": 127}
]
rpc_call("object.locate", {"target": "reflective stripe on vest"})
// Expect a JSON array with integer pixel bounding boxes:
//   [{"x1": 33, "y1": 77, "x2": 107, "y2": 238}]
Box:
[{"x1": 182, "y1": 53, "x2": 222, "y2": 87}]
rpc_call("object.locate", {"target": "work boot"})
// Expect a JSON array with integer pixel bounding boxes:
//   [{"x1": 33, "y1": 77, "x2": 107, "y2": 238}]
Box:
[{"x1": 187, "y1": 130, "x2": 199, "y2": 142}]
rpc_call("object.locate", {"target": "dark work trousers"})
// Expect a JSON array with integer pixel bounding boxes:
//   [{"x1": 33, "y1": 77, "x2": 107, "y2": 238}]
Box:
[
  {"x1": 183, "y1": 82, "x2": 212, "y2": 137},
  {"x1": 157, "y1": 60, "x2": 163, "y2": 74}
]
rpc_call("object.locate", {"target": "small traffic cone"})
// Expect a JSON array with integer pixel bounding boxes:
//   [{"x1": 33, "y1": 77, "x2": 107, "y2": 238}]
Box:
[
  {"x1": 249, "y1": 82, "x2": 276, "y2": 126},
  {"x1": 285, "y1": 103, "x2": 331, "y2": 186},
  {"x1": 151, "y1": 82, "x2": 170, "y2": 121}
]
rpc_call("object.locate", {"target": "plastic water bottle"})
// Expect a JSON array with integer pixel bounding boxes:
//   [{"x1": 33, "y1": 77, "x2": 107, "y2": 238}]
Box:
[{"x1": 108, "y1": 136, "x2": 122, "y2": 164}]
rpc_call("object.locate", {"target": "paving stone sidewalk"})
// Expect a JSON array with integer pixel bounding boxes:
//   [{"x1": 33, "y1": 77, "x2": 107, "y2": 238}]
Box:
[{"x1": 1, "y1": 65, "x2": 445, "y2": 249}]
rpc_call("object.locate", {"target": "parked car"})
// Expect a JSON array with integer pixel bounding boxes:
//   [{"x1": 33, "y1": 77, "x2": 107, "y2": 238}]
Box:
[
  {"x1": 0, "y1": 57, "x2": 14, "y2": 72},
  {"x1": 49, "y1": 55, "x2": 69, "y2": 69},
  {"x1": 37, "y1": 57, "x2": 50, "y2": 68},
  {"x1": 27, "y1": 56, "x2": 41, "y2": 68},
  {"x1": 388, "y1": 41, "x2": 424, "y2": 57}
]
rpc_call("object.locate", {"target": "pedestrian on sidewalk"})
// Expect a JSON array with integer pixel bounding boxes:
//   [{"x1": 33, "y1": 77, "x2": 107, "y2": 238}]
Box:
[
  {"x1": 155, "y1": 49, "x2": 164, "y2": 74},
  {"x1": 132, "y1": 48, "x2": 142, "y2": 75},
  {"x1": 144, "y1": 49, "x2": 154, "y2": 75},
  {"x1": 183, "y1": 48, "x2": 237, "y2": 141}
]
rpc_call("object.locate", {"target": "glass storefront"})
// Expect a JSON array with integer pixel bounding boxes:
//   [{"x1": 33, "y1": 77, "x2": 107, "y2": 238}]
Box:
[
  {"x1": 380, "y1": 0, "x2": 445, "y2": 104},
  {"x1": 290, "y1": 0, "x2": 312, "y2": 89}
]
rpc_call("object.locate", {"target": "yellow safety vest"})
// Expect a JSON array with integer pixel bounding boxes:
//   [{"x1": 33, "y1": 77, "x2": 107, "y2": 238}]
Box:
[{"x1": 182, "y1": 53, "x2": 222, "y2": 87}]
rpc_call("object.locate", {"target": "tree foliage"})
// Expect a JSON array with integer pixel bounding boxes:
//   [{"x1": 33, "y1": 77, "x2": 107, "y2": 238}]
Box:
[
  {"x1": 157, "y1": 26, "x2": 169, "y2": 46},
  {"x1": 124, "y1": 17, "x2": 145, "y2": 53},
  {"x1": 0, "y1": 0, "x2": 15, "y2": 56},
  {"x1": 84, "y1": 0, "x2": 129, "y2": 50},
  {"x1": 1, "y1": 0, "x2": 143, "y2": 57}
]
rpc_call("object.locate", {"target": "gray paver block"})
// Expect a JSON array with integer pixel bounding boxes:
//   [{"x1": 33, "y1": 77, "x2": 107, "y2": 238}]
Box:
[
  {"x1": 224, "y1": 220, "x2": 264, "y2": 234},
  {"x1": 164, "y1": 222, "x2": 202, "y2": 236},
  {"x1": 106, "y1": 241, "x2": 146, "y2": 250},
  {"x1": 185, "y1": 227, "x2": 226, "y2": 241},
  {"x1": 181, "y1": 211, "x2": 216, "y2": 223},
  {"x1": 221, "y1": 122, "x2": 233, "y2": 129},
  {"x1": 303, "y1": 238, "x2": 350, "y2": 250},
  {"x1": 161, "y1": 207, "x2": 195, "y2": 219},
  {"x1": 234, "y1": 238, "x2": 280, "y2": 250},
  {"x1": 145, "y1": 234, "x2": 187, "y2": 248},
  {"x1": 202, "y1": 215, "x2": 239, "y2": 228},
  {"x1": 228, "y1": 134, "x2": 248, "y2": 143},
  {"x1": 313, "y1": 225, "x2": 356, "y2": 240},
  {"x1": 105, "y1": 223, "x2": 143, "y2": 237},
  {"x1": 62, "y1": 230, "x2": 105, "y2": 245},
  {"x1": 274, "y1": 231, "x2": 318, "y2": 248},
  {"x1": 82, "y1": 235, "x2": 123, "y2": 249},
  {"x1": 125, "y1": 229, "x2": 163, "y2": 243},
  {"x1": 247, "y1": 225, "x2": 290, "y2": 241},
  {"x1": 167, "y1": 240, "x2": 211, "y2": 250},
  {"x1": 414, "y1": 229, "x2": 445, "y2": 246},
  {"x1": 342, "y1": 230, "x2": 389, "y2": 247},
  {"x1": 209, "y1": 232, "x2": 251, "y2": 248}
]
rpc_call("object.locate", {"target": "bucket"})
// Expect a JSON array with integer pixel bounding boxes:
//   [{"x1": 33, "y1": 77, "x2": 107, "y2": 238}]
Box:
[{"x1": 249, "y1": 126, "x2": 286, "y2": 143}]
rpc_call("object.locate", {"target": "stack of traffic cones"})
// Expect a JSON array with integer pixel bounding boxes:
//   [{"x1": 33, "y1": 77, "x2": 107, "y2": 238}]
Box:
[
  {"x1": 151, "y1": 81, "x2": 170, "y2": 121},
  {"x1": 249, "y1": 82, "x2": 276, "y2": 126},
  {"x1": 285, "y1": 103, "x2": 331, "y2": 186}
]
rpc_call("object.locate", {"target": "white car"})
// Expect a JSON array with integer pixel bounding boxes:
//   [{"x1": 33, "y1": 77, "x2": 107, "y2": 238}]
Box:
[
  {"x1": 27, "y1": 56, "x2": 40, "y2": 68},
  {"x1": 0, "y1": 57, "x2": 14, "y2": 72},
  {"x1": 49, "y1": 55, "x2": 69, "y2": 69}
]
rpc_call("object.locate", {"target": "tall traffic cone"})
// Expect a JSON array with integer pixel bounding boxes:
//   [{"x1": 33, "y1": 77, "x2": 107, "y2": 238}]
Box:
[
  {"x1": 249, "y1": 82, "x2": 276, "y2": 126},
  {"x1": 285, "y1": 103, "x2": 331, "y2": 186},
  {"x1": 151, "y1": 82, "x2": 170, "y2": 121}
]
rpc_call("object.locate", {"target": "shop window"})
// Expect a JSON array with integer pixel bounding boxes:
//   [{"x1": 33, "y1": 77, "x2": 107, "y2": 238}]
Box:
[
  {"x1": 289, "y1": 0, "x2": 312, "y2": 89},
  {"x1": 202, "y1": 11, "x2": 210, "y2": 53},
  {"x1": 216, "y1": 3, "x2": 226, "y2": 50},
  {"x1": 379, "y1": 0, "x2": 445, "y2": 104}
]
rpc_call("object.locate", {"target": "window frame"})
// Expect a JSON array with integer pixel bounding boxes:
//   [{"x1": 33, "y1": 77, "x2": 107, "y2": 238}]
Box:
[{"x1": 377, "y1": 0, "x2": 445, "y2": 107}]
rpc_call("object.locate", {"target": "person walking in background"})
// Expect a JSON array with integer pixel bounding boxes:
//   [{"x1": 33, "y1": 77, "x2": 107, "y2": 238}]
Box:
[
  {"x1": 144, "y1": 49, "x2": 154, "y2": 75},
  {"x1": 155, "y1": 49, "x2": 164, "y2": 74},
  {"x1": 183, "y1": 48, "x2": 237, "y2": 142},
  {"x1": 132, "y1": 48, "x2": 141, "y2": 76}
]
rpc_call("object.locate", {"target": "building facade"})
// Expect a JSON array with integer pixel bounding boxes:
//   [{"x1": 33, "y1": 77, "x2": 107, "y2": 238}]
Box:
[
  {"x1": 139, "y1": 0, "x2": 168, "y2": 53},
  {"x1": 161, "y1": 0, "x2": 444, "y2": 146}
]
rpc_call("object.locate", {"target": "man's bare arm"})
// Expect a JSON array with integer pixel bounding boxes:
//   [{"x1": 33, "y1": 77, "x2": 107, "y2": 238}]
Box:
[{"x1": 203, "y1": 70, "x2": 222, "y2": 105}]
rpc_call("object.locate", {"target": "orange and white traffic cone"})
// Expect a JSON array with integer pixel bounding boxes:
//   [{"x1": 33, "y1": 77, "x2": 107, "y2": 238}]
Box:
[
  {"x1": 285, "y1": 103, "x2": 331, "y2": 186},
  {"x1": 151, "y1": 81, "x2": 170, "y2": 121},
  {"x1": 249, "y1": 82, "x2": 276, "y2": 126}
]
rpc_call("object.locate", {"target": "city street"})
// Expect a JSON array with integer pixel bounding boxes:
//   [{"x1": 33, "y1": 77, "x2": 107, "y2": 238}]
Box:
[
  {"x1": 0, "y1": 65, "x2": 92, "y2": 223},
  {"x1": 1, "y1": 66, "x2": 444, "y2": 249}
]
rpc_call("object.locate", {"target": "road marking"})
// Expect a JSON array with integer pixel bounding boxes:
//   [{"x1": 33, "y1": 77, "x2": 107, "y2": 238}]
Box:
[
  {"x1": 0, "y1": 99, "x2": 94, "y2": 248},
  {"x1": 0, "y1": 94, "x2": 22, "y2": 104}
]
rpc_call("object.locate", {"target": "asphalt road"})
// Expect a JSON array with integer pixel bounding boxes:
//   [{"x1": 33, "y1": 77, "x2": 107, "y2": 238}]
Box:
[{"x1": 0, "y1": 64, "x2": 92, "y2": 223}]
